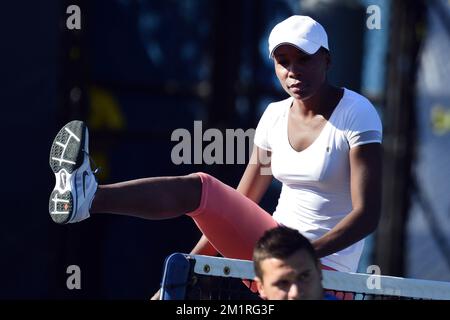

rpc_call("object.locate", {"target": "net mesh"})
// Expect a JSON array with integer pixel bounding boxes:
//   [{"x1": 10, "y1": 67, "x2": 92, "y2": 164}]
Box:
[{"x1": 160, "y1": 253, "x2": 450, "y2": 300}]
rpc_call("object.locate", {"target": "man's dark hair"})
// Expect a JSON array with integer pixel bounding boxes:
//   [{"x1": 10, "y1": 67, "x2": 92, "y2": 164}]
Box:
[{"x1": 253, "y1": 226, "x2": 318, "y2": 279}]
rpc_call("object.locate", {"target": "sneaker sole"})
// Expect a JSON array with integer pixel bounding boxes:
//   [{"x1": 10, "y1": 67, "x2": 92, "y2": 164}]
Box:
[{"x1": 49, "y1": 120, "x2": 87, "y2": 224}]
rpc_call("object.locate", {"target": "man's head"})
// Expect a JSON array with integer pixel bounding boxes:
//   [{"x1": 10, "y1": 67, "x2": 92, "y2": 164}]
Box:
[
  {"x1": 253, "y1": 226, "x2": 324, "y2": 300},
  {"x1": 268, "y1": 16, "x2": 331, "y2": 101}
]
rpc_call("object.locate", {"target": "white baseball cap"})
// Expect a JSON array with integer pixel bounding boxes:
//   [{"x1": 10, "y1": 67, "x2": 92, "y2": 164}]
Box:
[{"x1": 268, "y1": 15, "x2": 329, "y2": 58}]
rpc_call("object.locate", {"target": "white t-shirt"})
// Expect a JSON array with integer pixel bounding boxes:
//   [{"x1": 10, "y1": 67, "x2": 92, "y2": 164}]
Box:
[{"x1": 254, "y1": 88, "x2": 382, "y2": 272}]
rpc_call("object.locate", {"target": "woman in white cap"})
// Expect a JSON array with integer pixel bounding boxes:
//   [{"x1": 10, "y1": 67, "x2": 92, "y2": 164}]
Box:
[{"x1": 49, "y1": 15, "x2": 382, "y2": 288}]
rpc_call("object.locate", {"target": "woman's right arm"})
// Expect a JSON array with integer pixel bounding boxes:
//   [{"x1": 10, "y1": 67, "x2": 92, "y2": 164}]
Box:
[{"x1": 189, "y1": 145, "x2": 273, "y2": 256}]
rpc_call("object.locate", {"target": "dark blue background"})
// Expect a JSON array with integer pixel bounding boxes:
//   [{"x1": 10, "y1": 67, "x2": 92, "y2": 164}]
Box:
[{"x1": 0, "y1": 0, "x2": 366, "y2": 298}]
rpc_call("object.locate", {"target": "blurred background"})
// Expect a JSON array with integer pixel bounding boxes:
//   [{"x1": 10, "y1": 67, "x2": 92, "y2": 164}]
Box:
[{"x1": 0, "y1": 0, "x2": 449, "y2": 299}]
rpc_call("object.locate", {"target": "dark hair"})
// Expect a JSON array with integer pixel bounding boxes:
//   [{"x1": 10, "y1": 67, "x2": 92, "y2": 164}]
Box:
[
  {"x1": 318, "y1": 47, "x2": 330, "y2": 55},
  {"x1": 253, "y1": 226, "x2": 318, "y2": 279}
]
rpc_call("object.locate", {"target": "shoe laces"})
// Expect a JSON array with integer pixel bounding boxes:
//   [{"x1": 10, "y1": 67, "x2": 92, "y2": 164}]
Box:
[{"x1": 82, "y1": 149, "x2": 101, "y2": 176}]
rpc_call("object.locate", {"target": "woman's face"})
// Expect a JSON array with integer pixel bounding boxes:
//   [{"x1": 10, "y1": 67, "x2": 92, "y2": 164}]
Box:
[{"x1": 273, "y1": 44, "x2": 329, "y2": 101}]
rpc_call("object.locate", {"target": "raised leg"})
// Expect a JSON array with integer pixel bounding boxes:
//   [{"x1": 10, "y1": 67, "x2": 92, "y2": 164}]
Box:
[{"x1": 91, "y1": 174, "x2": 202, "y2": 220}]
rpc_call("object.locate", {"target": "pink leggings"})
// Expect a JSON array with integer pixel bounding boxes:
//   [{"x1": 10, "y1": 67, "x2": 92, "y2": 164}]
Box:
[
  {"x1": 186, "y1": 172, "x2": 278, "y2": 260},
  {"x1": 186, "y1": 173, "x2": 350, "y2": 297}
]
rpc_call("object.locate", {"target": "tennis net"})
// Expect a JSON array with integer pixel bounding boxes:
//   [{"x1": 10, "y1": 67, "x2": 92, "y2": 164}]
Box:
[{"x1": 160, "y1": 253, "x2": 450, "y2": 300}]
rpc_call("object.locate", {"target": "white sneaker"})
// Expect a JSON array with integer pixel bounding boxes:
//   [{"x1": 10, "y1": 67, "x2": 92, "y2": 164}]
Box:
[{"x1": 49, "y1": 120, "x2": 98, "y2": 224}]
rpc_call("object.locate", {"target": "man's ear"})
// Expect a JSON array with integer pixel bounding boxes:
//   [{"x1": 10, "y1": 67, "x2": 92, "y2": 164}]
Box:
[{"x1": 255, "y1": 277, "x2": 268, "y2": 300}]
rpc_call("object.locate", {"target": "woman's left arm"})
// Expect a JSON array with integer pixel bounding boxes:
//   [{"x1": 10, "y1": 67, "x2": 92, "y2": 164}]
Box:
[{"x1": 312, "y1": 143, "x2": 382, "y2": 258}]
